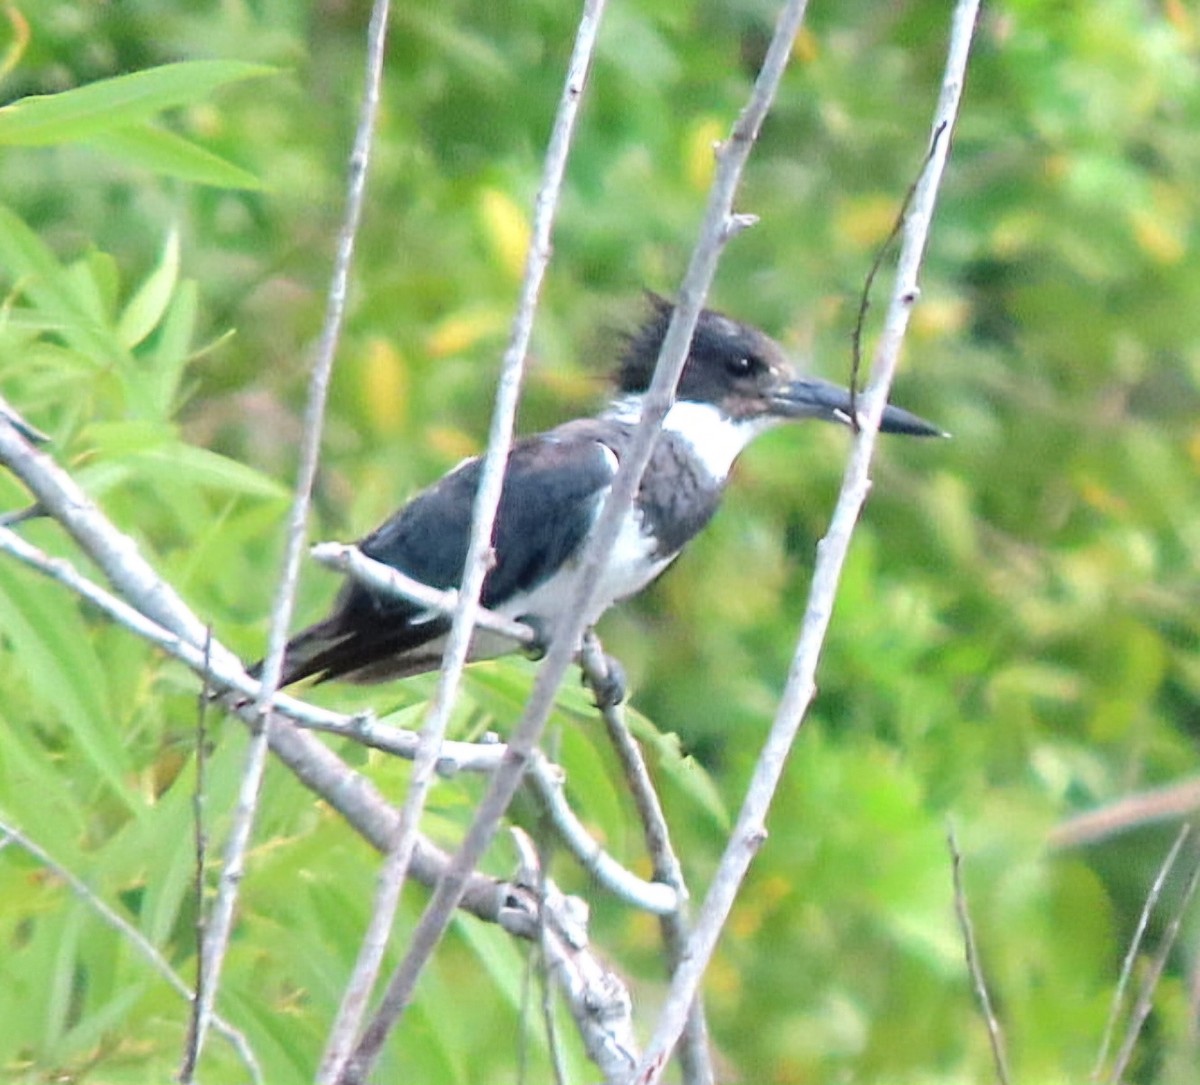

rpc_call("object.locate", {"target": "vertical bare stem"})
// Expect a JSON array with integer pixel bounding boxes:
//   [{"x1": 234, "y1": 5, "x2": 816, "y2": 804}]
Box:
[
  {"x1": 580, "y1": 634, "x2": 712, "y2": 1085},
  {"x1": 337, "y1": 0, "x2": 814, "y2": 1073},
  {"x1": 1092, "y1": 824, "x2": 1190, "y2": 1081},
  {"x1": 948, "y1": 826, "x2": 1011, "y2": 1085},
  {"x1": 1107, "y1": 833, "x2": 1200, "y2": 1085},
  {"x1": 182, "y1": 0, "x2": 392, "y2": 1072},
  {"x1": 629, "y1": 2, "x2": 979, "y2": 1080},
  {"x1": 318, "y1": 0, "x2": 609, "y2": 1077}
]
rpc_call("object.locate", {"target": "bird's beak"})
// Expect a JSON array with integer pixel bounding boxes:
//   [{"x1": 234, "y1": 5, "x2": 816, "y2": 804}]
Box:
[{"x1": 770, "y1": 376, "x2": 944, "y2": 437}]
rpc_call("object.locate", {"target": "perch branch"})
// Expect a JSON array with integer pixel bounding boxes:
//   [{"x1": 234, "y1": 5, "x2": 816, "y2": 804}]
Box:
[
  {"x1": 340, "y1": 0, "x2": 809, "y2": 1066},
  {"x1": 580, "y1": 633, "x2": 711, "y2": 1085},
  {"x1": 320, "y1": 3, "x2": 611, "y2": 1070},
  {"x1": 0, "y1": 521, "x2": 677, "y2": 918},
  {"x1": 311, "y1": 541, "x2": 538, "y2": 649},
  {"x1": 630, "y1": 1, "x2": 978, "y2": 1079},
  {"x1": 0, "y1": 347, "x2": 638, "y2": 1085}
]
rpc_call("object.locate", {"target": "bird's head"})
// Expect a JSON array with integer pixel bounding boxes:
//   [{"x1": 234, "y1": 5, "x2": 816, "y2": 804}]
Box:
[{"x1": 618, "y1": 295, "x2": 943, "y2": 437}]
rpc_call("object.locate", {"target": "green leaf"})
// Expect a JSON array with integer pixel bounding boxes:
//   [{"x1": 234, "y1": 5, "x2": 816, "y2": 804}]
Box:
[
  {"x1": 117, "y1": 228, "x2": 180, "y2": 350},
  {"x1": 135, "y1": 443, "x2": 290, "y2": 501},
  {"x1": 0, "y1": 203, "x2": 128, "y2": 364},
  {"x1": 0, "y1": 60, "x2": 277, "y2": 146},
  {"x1": 0, "y1": 566, "x2": 134, "y2": 809},
  {"x1": 85, "y1": 123, "x2": 266, "y2": 190},
  {"x1": 145, "y1": 276, "x2": 199, "y2": 419}
]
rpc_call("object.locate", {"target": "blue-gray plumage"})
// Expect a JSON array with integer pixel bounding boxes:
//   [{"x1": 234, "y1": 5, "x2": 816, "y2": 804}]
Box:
[{"x1": 260, "y1": 297, "x2": 941, "y2": 687}]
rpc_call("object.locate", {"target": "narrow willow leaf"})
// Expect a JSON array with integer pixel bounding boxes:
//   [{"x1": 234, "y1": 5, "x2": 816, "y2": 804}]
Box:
[
  {"x1": 117, "y1": 228, "x2": 179, "y2": 350},
  {"x1": 86, "y1": 124, "x2": 266, "y2": 190},
  {"x1": 0, "y1": 204, "x2": 127, "y2": 364},
  {"x1": 0, "y1": 60, "x2": 276, "y2": 146}
]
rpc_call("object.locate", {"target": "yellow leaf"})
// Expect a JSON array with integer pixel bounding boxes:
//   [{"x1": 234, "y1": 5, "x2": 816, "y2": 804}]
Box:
[
  {"x1": 425, "y1": 306, "x2": 509, "y2": 357},
  {"x1": 834, "y1": 193, "x2": 899, "y2": 248},
  {"x1": 1187, "y1": 428, "x2": 1200, "y2": 468},
  {"x1": 476, "y1": 187, "x2": 529, "y2": 281},
  {"x1": 1129, "y1": 186, "x2": 1188, "y2": 265},
  {"x1": 683, "y1": 116, "x2": 724, "y2": 191},
  {"x1": 792, "y1": 27, "x2": 819, "y2": 63},
  {"x1": 425, "y1": 424, "x2": 478, "y2": 462},
  {"x1": 359, "y1": 336, "x2": 408, "y2": 435},
  {"x1": 1165, "y1": 0, "x2": 1196, "y2": 44},
  {"x1": 910, "y1": 295, "x2": 969, "y2": 340}
]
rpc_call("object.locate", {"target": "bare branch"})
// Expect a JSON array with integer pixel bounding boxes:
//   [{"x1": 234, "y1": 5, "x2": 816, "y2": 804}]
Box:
[
  {"x1": 507, "y1": 828, "x2": 641, "y2": 1081},
  {"x1": 1093, "y1": 824, "x2": 1190, "y2": 1081},
  {"x1": 849, "y1": 122, "x2": 948, "y2": 426},
  {"x1": 188, "y1": 0, "x2": 393, "y2": 1064},
  {"x1": 320, "y1": 4, "x2": 610, "y2": 1069},
  {"x1": 1050, "y1": 779, "x2": 1200, "y2": 849},
  {"x1": 0, "y1": 412, "x2": 639, "y2": 1072},
  {"x1": 311, "y1": 541, "x2": 538, "y2": 650},
  {"x1": 948, "y1": 826, "x2": 1011, "y2": 1085},
  {"x1": 179, "y1": 631, "x2": 215, "y2": 1081},
  {"x1": 342, "y1": 0, "x2": 820, "y2": 1067},
  {"x1": 0, "y1": 817, "x2": 261, "y2": 1083},
  {"x1": 0, "y1": 525, "x2": 676, "y2": 918},
  {"x1": 1106, "y1": 828, "x2": 1200, "y2": 1085},
  {"x1": 333, "y1": 2, "x2": 615, "y2": 1075},
  {"x1": 580, "y1": 634, "x2": 712, "y2": 1085},
  {"x1": 0, "y1": 394, "x2": 222, "y2": 652},
  {"x1": 630, "y1": 1, "x2": 979, "y2": 1079}
]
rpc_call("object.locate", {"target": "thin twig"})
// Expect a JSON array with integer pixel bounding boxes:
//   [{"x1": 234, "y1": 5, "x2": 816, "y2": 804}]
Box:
[
  {"x1": 185, "y1": 0, "x2": 391, "y2": 1067},
  {"x1": 506, "y1": 827, "x2": 640, "y2": 1081},
  {"x1": 1092, "y1": 824, "x2": 1190, "y2": 1081},
  {"x1": 630, "y1": 2, "x2": 978, "y2": 1080},
  {"x1": 0, "y1": 818, "x2": 261, "y2": 1083},
  {"x1": 1107, "y1": 832, "x2": 1200, "y2": 1085},
  {"x1": 185, "y1": 0, "x2": 390, "y2": 1053},
  {"x1": 534, "y1": 831, "x2": 571, "y2": 1085},
  {"x1": 579, "y1": 633, "x2": 711, "y2": 1085},
  {"x1": 179, "y1": 629, "x2": 215, "y2": 1080},
  {"x1": 0, "y1": 525, "x2": 676, "y2": 914},
  {"x1": 311, "y1": 541, "x2": 538, "y2": 649},
  {"x1": 948, "y1": 825, "x2": 1011, "y2": 1085},
  {"x1": 0, "y1": 413, "x2": 637, "y2": 1062},
  {"x1": 342, "y1": 0, "x2": 807, "y2": 1067},
  {"x1": 320, "y1": 5, "x2": 607, "y2": 1074},
  {"x1": 848, "y1": 121, "x2": 947, "y2": 427}
]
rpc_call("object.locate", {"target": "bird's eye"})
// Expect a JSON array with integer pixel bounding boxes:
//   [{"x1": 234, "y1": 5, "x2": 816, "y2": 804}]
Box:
[{"x1": 725, "y1": 354, "x2": 757, "y2": 377}]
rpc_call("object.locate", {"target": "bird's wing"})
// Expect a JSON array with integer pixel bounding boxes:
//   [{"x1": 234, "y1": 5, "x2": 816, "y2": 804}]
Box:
[{"x1": 272, "y1": 423, "x2": 620, "y2": 685}]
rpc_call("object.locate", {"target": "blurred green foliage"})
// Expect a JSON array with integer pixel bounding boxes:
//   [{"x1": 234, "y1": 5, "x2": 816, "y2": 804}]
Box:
[{"x1": 0, "y1": 0, "x2": 1199, "y2": 1081}]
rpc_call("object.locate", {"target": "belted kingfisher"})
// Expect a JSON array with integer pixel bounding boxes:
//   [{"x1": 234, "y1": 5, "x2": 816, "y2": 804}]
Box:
[{"x1": 264, "y1": 297, "x2": 940, "y2": 688}]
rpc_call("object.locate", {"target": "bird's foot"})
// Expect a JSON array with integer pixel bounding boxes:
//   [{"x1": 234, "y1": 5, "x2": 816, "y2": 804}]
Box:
[
  {"x1": 516, "y1": 614, "x2": 548, "y2": 661},
  {"x1": 583, "y1": 651, "x2": 627, "y2": 710}
]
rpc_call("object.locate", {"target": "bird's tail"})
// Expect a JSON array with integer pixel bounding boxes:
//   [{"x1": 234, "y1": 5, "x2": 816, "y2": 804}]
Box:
[{"x1": 246, "y1": 616, "x2": 354, "y2": 688}]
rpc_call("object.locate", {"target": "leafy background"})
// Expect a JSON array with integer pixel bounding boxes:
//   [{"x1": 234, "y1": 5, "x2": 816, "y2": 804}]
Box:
[{"x1": 1, "y1": 0, "x2": 1199, "y2": 1081}]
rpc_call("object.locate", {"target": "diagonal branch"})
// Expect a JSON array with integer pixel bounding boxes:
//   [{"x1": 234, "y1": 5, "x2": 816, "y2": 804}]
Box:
[
  {"x1": 184, "y1": 0, "x2": 394, "y2": 1069},
  {"x1": 339, "y1": 0, "x2": 813, "y2": 1074},
  {"x1": 318, "y1": 4, "x2": 610, "y2": 1073},
  {"x1": 630, "y1": 1, "x2": 979, "y2": 1080},
  {"x1": 0, "y1": 817, "x2": 261, "y2": 1083},
  {"x1": 580, "y1": 633, "x2": 712, "y2": 1085},
  {"x1": 0, "y1": 405, "x2": 640, "y2": 1073}
]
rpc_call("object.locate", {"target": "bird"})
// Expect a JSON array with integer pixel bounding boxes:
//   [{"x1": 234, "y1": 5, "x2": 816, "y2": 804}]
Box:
[{"x1": 258, "y1": 296, "x2": 941, "y2": 692}]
